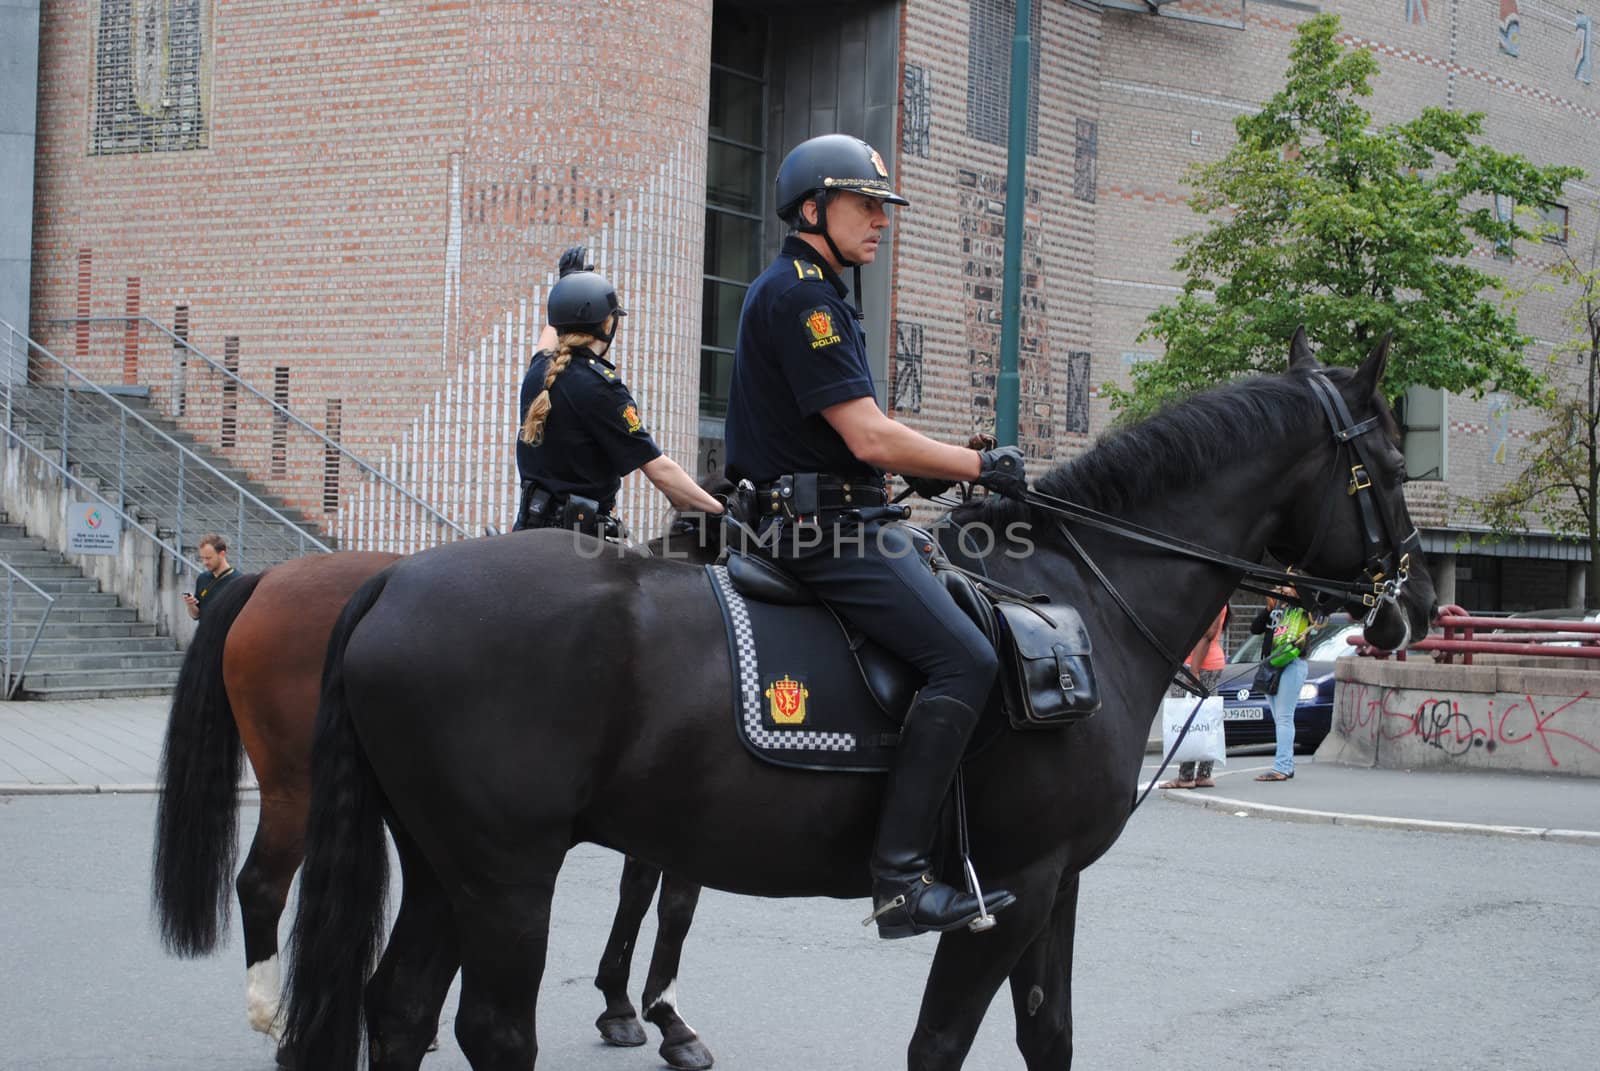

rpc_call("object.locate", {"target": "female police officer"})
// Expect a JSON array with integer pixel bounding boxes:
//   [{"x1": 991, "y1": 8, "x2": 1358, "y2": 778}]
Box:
[
  {"x1": 516, "y1": 261, "x2": 722, "y2": 534},
  {"x1": 723, "y1": 134, "x2": 1027, "y2": 938}
]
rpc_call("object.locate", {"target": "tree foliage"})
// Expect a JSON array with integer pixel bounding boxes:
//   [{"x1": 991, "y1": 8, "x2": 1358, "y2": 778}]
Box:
[
  {"x1": 1105, "y1": 13, "x2": 1583, "y2": 421},
  {"x1": 1476, "y1": 211, "x2": 1600, "y2": 605}
]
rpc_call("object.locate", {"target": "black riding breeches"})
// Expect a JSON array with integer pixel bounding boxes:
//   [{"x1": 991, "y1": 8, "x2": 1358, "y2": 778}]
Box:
[{"x1": 763, "y1": 520, "x2": 998, "y2": 713}]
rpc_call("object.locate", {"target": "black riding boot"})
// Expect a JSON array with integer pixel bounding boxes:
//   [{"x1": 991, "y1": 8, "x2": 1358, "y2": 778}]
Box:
[{"x1": 866, "y1": 696, "x2": 1016, "y2": 939}]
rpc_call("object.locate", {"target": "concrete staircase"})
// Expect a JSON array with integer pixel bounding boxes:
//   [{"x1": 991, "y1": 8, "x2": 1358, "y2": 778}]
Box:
[
  {"x1": 0, "y1": 513, "x2": 182, "y2": 699},
  {"x1": 9, "y1": 385, "x2": 330, "y2": 563}
]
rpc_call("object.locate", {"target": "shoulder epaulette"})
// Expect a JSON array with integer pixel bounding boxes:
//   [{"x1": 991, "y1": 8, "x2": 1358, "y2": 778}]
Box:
[
  {"x1": 792, "y1": 259, "x2": 825, "y2": 282},
  {"x1": 583, "y1": 357, "x2": 619, "y2": 382}
]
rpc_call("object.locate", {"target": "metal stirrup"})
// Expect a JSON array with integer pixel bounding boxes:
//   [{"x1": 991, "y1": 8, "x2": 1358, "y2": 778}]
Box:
[{"x1": 955, "y1": 769, "x2": 997, "y2": 933}]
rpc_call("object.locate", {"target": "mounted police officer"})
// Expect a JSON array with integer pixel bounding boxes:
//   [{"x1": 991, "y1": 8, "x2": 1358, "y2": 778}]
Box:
[
  {"x1": 516, "y1": 248, "x2": 723, "y2": 535},
  {"x1": 723, "y1": 134, "x2": 1028, "y2": 938}
]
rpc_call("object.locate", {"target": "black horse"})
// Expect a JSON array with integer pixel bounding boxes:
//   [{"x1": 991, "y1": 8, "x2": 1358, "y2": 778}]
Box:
[{"x1": 282, "y1": 332, "x2": 1436, "y2": 1069}]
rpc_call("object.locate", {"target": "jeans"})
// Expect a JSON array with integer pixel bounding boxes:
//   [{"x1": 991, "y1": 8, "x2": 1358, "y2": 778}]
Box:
[{"x1": 1269, "y1": 657, "x2": 1309, "y2": 775}]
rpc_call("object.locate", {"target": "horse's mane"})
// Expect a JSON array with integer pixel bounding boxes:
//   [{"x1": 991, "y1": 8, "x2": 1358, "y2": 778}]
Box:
[{"x1": 965, "y1": 366, "x2": 1351, "y2": 526}]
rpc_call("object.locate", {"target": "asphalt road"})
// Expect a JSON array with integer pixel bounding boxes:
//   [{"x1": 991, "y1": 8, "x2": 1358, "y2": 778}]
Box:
[{"x1": 1, "y1": 793, "x2": 1596, "y2": 1070}]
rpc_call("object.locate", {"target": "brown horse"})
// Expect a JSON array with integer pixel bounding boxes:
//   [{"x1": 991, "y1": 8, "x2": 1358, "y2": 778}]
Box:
[{"x1": 153, "y1": 524, "x2": 723, "y2": 1069}]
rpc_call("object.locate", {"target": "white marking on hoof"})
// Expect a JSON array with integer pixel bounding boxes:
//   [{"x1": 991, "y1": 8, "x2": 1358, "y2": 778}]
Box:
[
  {"x1": 644, "y1": 978, "x2": 679, "y2": 1016},
  {"x1": 246, "y1": 956, "x2": 283, "y2": 1039},
  {"x1": 645, "y1": 978, "x2": 697, "y2": 1033}
]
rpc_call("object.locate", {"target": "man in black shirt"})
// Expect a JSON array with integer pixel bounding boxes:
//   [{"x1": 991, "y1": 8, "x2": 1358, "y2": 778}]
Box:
[
  {"x1": 724, "y1": 134, "x2": 1027, "y2": 939},
  {"x1": 184, "y1": 533, "x2": 237, "y2": 620}
]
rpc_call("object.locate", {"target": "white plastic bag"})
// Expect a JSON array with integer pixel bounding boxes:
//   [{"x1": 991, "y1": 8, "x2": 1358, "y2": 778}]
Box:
[{"x1": 1159, "y1": 695, "x2": 1227, "y2": 766}]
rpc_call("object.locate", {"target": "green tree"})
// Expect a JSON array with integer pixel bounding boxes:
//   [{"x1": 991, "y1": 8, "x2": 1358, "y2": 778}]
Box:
[
  {"x1": 1477, "y1": 212, "x2": 1600, "y2": 607},
  {"x1": 1105, "y1": 13, "x2": 1583, "y2": 421}
]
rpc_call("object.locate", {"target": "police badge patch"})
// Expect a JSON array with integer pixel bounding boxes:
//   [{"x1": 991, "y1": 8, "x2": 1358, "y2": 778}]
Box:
[
  {"x1": 765, "y1": 674, "x2": 809, "y2": 726},
  {"x1": 803, "y1": 308, "x2": 841, "y2": 349}
]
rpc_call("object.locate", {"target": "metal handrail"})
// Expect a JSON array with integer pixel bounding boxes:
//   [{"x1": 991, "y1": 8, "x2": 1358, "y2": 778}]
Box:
[
  {"x1": 48, "y1": 315, "x2": 472, "y2": 541},
  {"x1": 0, "y1": 429, "x2": 202, "y2": 572},
  {"x1": 1355, "y1": 611, "x2": 1600, "y2": 664},
  {"x1": 0, "y1": 561, "x2": 55, "y2": 700},
  {"x1": 3, "y1": 320, "x2": 332, "y2": 563}
]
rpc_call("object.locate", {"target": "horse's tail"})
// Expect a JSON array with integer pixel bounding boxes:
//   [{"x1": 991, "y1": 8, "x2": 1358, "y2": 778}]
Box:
[
  {"x1": 151, "y1": 570, "x2": 264, "y2": 958},
  {"x1": 281, "y1": 568, "x2": 394, "y2": 1069}
]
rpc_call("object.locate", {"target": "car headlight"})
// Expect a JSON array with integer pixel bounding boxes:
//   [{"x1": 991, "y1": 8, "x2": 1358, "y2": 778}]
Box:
[{"x1": 1298, "y1": 682, "x2": 1320, "y2": 702}]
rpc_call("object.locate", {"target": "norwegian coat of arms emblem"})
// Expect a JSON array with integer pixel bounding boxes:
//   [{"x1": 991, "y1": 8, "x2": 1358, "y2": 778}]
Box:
[{"x1": 765, "y1": 675, "x2": 810, "y2": 725}]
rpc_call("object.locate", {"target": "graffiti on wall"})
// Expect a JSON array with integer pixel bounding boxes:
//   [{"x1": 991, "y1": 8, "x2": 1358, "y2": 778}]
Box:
[{"x1": 1336, "y1": 682, "x2": 1600, "y2": 768}]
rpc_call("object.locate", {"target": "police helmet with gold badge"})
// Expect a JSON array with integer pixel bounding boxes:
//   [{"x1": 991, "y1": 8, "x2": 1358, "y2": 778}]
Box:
[
  {"x1": 774, "y1": 134, "x2": 910, "y2": 226},
  {"x1": 548, "y1": 270, "x2": 628, "y2": 344}
]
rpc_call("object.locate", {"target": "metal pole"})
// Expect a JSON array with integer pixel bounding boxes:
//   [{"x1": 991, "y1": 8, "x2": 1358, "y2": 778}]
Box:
[{"x1": 997, "y1": 0, "x2": 1032, "y2": 447}]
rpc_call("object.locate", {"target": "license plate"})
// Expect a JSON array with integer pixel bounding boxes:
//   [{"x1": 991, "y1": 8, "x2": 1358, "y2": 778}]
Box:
[{"x1": 1224, "y1": 706, "x2": 1267, "y2": 721}]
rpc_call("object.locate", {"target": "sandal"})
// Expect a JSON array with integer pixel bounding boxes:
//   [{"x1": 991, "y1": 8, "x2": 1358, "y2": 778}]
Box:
[
  {"x1": 1158, "y1": 779, "x2": 1196, "y2": 790},
  {"x1": 1254, "y1": 771, "x2": 1293, "y2": 782}
]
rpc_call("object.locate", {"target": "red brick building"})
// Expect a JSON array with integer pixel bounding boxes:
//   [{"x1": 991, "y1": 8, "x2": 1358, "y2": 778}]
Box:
[{"x1": 25, "y1": 0, "x2": 1600, "y2": 607}]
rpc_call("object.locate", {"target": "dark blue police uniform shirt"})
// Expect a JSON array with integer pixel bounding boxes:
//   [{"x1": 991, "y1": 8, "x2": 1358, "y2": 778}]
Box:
[
  {"x1": 723, "y1": 236, "x2": 880, "y2": 485},
  {"x1": 516, "y1": 345, "x2": 662, "y2": 512}
]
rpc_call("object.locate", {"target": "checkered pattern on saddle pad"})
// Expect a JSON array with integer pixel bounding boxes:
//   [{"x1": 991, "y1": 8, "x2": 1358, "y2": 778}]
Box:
[{"x1": 705, "y1": 564, "x2": 904, "y2": 773}]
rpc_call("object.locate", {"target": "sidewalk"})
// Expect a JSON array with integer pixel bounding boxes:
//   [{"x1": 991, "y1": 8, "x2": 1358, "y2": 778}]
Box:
[
  {"x1": 1142, "y1": 751, "x2": 1600, "y2": 845},
  {"x1": 2, "y1": 699, "x2": 1594, "y2": 845},
  {"x1": 0, "y1": 696, "x2": 256, "y2": 793}
]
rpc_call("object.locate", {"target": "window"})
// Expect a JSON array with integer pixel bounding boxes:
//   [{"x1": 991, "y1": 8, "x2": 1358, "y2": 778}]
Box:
[
  {"x1": 1538, "y1": 203, "x2": 1569, "y2": 245},
  {"x1": 1396, "y1": 385, "x2": 1446, "y2": 481},
  {"x1": 699, "y1": 8, "x2": 768, "y2": 474},
  {"x1": 1492, "y1": 194, "x2": 1514, "y2": 261}
]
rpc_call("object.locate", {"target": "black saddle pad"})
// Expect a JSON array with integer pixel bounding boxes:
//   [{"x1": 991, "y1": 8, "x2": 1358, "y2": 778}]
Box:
[{"x1": 705, "y1": 564, "x2": 902, "y2": 773}]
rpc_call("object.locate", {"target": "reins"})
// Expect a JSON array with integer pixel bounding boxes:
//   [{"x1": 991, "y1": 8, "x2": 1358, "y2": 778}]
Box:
[{"x1": 996, "y1": 369, "x2": 1417, "y2": 812}]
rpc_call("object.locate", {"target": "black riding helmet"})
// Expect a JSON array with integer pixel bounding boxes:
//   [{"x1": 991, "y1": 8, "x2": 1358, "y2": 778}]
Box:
[
  {"x1": 548, "y1": 270, "x2": 627, "y2": 343},
  {"x1": 774, "y1": 134, "x2": 909, "y2": 270}
]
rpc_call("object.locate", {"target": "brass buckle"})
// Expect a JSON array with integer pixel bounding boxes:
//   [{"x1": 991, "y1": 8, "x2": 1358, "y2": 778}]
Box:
[{"x1": 1348, "y1": 464, "x2": 1372, "y2": 495}]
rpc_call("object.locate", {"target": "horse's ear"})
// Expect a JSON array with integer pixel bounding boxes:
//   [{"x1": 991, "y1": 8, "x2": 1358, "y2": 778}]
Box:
[
  {"x1": 1352, "y1": 331, "x2": 1393, "y2": 398},
  {"x1": 1288, "y1": 326, "x2": 1317, "y2": 372}
]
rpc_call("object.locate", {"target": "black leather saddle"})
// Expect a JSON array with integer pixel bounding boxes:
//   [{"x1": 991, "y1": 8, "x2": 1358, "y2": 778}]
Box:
[{"x1": 724, "y1": 527, "x2": 1011, "y2": 725}]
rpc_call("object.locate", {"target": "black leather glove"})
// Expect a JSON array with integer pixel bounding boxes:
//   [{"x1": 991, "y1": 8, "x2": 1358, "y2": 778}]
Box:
[
  {"x1": 975, "y1": 446, "x2": 1029, "y2": 500},
  {"x1": 904, "y1": 476, "x2": 955, "y2": 499},
  {"x1": 557, "y1": 244, "x2": 593, "y2": 278}
]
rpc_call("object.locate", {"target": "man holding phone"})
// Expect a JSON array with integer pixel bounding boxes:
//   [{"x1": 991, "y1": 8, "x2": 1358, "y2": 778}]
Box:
[{"x1": 183, "y1": 533, "x2": 237, "y2": 620}]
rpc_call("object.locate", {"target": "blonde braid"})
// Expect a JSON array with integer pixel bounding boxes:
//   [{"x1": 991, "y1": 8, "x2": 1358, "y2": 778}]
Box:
[{"x1": 519, "y1": 333, "x2": 590, "y2": 445}]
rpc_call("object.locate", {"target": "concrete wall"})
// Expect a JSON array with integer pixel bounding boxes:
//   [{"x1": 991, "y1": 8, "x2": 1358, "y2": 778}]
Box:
[
  {"x1": 1321, "y1": 657, "x2": 1600, "y2": 777},
  {"x1": 3, "y1": 442, "x2": 196, "y2": 647},
  {"x1": 0, "y1": 0, "x2": 39, "y2": 380}
]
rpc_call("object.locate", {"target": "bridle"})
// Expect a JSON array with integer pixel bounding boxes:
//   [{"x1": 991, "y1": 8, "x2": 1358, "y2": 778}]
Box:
[
  {"x1": 1295, "y1": 370, "x2": 1420, "y2": 620},
  {"x1": 983, "y1": 367, "x2": 1424, "y2": 809}
]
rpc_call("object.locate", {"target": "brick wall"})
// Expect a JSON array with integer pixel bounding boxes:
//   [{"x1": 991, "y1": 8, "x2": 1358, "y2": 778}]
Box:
[
  {"x1": 892, "y1": 0, "x2": 1101, "y2": 470},
  {"x1": 31, "y1": 0, "x2": 712, "y2": 545}
]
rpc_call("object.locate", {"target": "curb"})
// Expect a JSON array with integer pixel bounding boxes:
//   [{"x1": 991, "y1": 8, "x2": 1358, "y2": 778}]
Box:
[
  {"x1": 1159, "y1": 788, "x2": 1600, "y2": 846},
  {"x1": 0, "y1": 783, "x2": 259, "y2": 796}
]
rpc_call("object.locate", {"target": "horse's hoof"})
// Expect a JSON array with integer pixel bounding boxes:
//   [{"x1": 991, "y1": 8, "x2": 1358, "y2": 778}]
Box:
[
  {"x1": 596, "y1": 1013, "x2": 648, "y2": 1048},
  {"x1": 274, "y1": 1043, "x2": 296, "y2": 1069},
  {"x1": 660, "y1": 1037, "x2": 715, "y2": 1070}
]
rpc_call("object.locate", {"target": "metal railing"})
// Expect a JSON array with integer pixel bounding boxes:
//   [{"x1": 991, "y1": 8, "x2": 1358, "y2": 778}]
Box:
[
  {"x1": 1355, "y1": 608, "x2": 1600, "y2": 664},
  {"x1": 41, "y1": 316, "x2": 472, "y2": 552},
  {"x1": 1, "y1": 562, "x2": 54, "y2": 700},
  {"x1": 3, "y1": 320, "x2": 331, "y2": 571}
]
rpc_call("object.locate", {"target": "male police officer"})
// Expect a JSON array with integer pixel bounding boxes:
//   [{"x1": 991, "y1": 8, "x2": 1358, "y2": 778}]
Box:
[{"x1": 723, "y1": 133, "x2": 1027, "y2": 938}]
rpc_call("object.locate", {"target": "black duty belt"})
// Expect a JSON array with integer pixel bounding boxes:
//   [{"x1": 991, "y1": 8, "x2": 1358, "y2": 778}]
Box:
[{"x1": 753, "y1": 473, "x2": 888, "y2": 517}]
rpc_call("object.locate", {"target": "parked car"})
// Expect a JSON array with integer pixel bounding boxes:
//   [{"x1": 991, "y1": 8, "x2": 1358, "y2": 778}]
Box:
[{"x1": 1213, "y1": 612, "x2": 1364, "y2": 752}]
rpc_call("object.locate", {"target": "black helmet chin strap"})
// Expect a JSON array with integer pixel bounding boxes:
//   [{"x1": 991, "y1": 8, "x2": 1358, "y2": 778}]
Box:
[{"x1": 799, "y1": 193, "x2": 866, "y2": 321}]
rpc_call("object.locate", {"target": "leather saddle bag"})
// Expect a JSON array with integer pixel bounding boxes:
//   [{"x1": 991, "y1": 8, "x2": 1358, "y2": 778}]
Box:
[{"x1": 993, "y1": 601, "x2": 1100, "y2": 730}]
